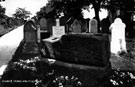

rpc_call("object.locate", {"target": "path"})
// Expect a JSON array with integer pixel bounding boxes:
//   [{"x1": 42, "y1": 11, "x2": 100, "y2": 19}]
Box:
[{"x1": 0, "y1": 25, "x2": 24, "y2": 67}]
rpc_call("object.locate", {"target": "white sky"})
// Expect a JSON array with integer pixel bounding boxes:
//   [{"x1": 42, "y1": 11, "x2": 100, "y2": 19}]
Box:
[{"x1": 0, "y1": 0, "x2": 48, "y2": 17}]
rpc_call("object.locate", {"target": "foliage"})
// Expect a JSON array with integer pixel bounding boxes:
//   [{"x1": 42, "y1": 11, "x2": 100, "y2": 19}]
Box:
[
  {"x1": 0, "y1": 4, "x2": 6, "y2": 18},
  {"x1": 13, "y1": 7, "x2": 32, "y2": 20},
  {"x1": 1, "y1": 56, "x2": 135, "y2": 87},
  {"x1": 37, "y1": 0, "x2": 135, "y2": 19},
  {"x1": 101, "y1": 69, "x2": 135, "y2": 87},
  {"x1": 0, "y1": 0, "x2": 5, "y2": 2},
  {"x1": 37, "y1": 0, "x2": 135, "y2": 33},
  {"x1": 108, "y1": 0, "x2": 135, "y2": 10},
  {"x1": 36, "y1": 0, "x2": 110, "y2": 32},
  {"x1": 37, "y1": 0, "x2": 92, "y2": 19}
]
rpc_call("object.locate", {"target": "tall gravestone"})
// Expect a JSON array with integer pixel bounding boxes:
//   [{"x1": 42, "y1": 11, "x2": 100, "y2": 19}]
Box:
[
  {"x1": 23, "y1": 20, "x2": 38, "y2": 54},
  {"x1": 23, "y1": 20, "x2": 37, "y2": 43},
  {"x1": 89, "y1": 19, "x2": 98, "y2": 34},
  {"x1": 71, "y1": 19, "x2": 81, "y2": 33},
  {"x1": 110, "y1": 18, "x2": 127, "y2": 54},
  {"x1": 39, "y1": 18, "x2": 47, "y2": 31}
]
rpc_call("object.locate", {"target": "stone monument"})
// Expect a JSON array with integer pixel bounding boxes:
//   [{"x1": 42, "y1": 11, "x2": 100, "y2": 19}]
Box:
[
  {"x1": 71, "y1": 19, "x2": 81, "y2": 33},
  {"x1": 89, "y1": 19, "x2": 98, "y2": 34},
  {"x1": 39, "y1": 18, "x2": 47, "y2": 31},
  {"x1": 110, "y1": 18, "x2": 127, "y2": 54},
  {"x1": 23, "y1": 20, "x2": 37, "y2": 43}
]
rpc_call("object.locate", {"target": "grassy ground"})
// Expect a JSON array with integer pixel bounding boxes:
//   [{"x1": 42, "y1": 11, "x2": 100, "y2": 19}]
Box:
[{"x1": 110, "y1": 38, "x2": 135, "y2": 70}]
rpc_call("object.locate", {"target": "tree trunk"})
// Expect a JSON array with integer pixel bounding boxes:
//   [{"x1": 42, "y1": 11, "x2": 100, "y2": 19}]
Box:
[
  {"x1": 92, "y1": 0, "x2": 103, "y2": 33},
  {"x1": 94, "y1": 8, "x2": 100, "y2": 33}
]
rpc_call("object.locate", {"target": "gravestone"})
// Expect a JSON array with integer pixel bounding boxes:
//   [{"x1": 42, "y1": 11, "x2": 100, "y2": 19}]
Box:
[
  {"x1": 52, "y1": 26, "x2": 65, "y2": 37},
  {"x1": 23, "y1": 20, "x2": 38, "y2": 54},
  {"x1": 110, "y1": 18, "x2": 127, "y2": 54},
  {"x1": 23, "y1": 20, "x2": 37, "y2": 43},
  {"x1": 89, "y1": 19, "x2": 98, "y2": 33},
  {"x1": 39, "y1": 18, "x2": 50, "y2": 40},
  {"x1": 39, "y1": 18, "x2": 47, "y2": 31},
  {"x1": 42, "y1": 33, "x2": 110, "y2": 66},
  {"x1": 71, "y1": 19, "x2": 81, "y2": 33},
  {"x1": 52, "y1": 18, "x2": 65, "y2": 37}
]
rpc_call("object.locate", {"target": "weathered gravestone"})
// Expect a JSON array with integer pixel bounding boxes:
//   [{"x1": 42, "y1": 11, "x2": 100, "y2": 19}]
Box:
[
  {"x1": 39, "y1": 18, "x2": 50, "y2": 40},
  {"x1": 39, "y1": 18, "x2": 47, "y2": 31},
  {"x1": 9, "y1": 20, "x2": 39, "y2": 61},
  {"x1": 23, "y1": 20, "x2": 38, "y2": 54},
  {"x1": 42, "y1": 33, "x2": 110, "y2": 67},
  {"x1": 59, "y1": 34, "x2": 110, "y2": 66},
  {"x1": 71, "y1": 19, "x2": 81, "y2": 33},
  {"x1": 23, "y1": 20, "x2": 37, "y2": 43},
  {"x1": 89, "y1": 19, "x2": 98, "y2": 33},
  {"x1": 110, "y1": 18, "x2": 127, "y2": 54}
]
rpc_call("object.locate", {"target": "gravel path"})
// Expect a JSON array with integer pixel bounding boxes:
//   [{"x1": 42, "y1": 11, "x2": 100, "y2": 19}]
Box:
[{"x1": 0, "y1": 25, "x2": 24, "y2": 67}]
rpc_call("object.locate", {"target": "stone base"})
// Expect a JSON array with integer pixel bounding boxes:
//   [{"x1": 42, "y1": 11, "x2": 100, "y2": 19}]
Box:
[{"x1": 41, "y1": 58, "x2": 112, "y2": 87}]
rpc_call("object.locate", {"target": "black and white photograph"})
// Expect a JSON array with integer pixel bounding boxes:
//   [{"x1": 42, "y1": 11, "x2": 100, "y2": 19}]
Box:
[{"x1": 0, "y1": 0, "x2": 135, "y2": 87}]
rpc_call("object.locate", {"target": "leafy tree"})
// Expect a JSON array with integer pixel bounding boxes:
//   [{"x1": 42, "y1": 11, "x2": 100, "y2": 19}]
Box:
[
  {"x1": 13, "y1": 7, "x2": 32, "y2": 20},
  {"x1": 37, "y1": 0, "x2": 135, "y2": 32},
  {"x1": 37, "y1": 0, "x2": 110, "y2": 32},
  {"x1": 0, "y1": 4, "x2": 6, "y2": 18}
]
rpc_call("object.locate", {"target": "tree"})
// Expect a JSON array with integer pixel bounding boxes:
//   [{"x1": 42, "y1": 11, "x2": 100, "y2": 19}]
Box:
[
  {"x1": 0, "y1": 0, "x2": 5, "y2": 2},
  {"x1": 37, "y1": 0, "x2": 63, "y2": 19},
  {"x1": 13, "y1": 7, "x2": 32, "y2": 20},
  {"x1": 37, "y1": 0, "x2": 135, "y2": 32},
  {"x1": 37, "y1": 0, "x2": 110, "y2": 32},
  {"x1": 0, "y1": 4, "x2": 6, "y2": 18}
]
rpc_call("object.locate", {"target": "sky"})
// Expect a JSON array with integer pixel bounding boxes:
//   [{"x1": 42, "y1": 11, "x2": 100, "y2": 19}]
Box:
[{"x1": 0, "y1": 0, "x2": 48, "y2": 17}]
